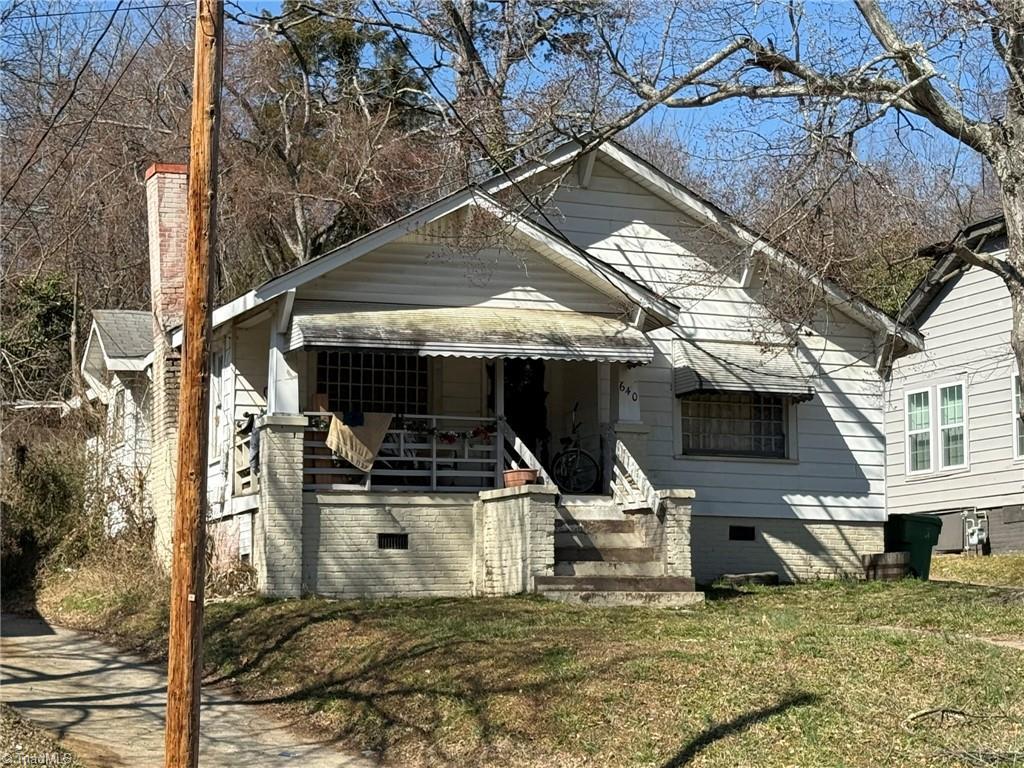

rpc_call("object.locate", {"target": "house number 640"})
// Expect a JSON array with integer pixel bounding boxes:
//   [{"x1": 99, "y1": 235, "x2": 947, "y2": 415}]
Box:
[{"x1": 619, "y1": 382, "x2": 639, "y2": 402}]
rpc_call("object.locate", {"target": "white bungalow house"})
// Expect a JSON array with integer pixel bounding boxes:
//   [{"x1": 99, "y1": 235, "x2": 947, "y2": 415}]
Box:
[
  {"x1": 131, "y1": 138, "x2": 922, "y2": 602},
  {"x1": 886, "y1": 216, "x2": 1023, "y2": 554},
  {"x1": 80, "y1": 309, "x2": 153, "y2": 534}
]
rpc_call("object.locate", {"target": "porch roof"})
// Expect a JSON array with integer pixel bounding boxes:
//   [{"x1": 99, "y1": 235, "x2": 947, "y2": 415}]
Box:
[
  {"x1": 673, "y1": 340, "x2": 815, "y2": 401},
  {"x1": 289, "y1": 301, "x2": 654, "y2": 364}
]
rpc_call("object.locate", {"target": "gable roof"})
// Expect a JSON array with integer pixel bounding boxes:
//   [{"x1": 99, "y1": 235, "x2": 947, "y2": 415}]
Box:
[
  {"x1": 89, "y1": 310, "x2": 153, "y2": 367},
  {"x1": 899, "y1": 215, "x2": 1007, "y2": 328},
  {"x1": 170, "y1": 187, "x2": 679, "y2": 347},
  {"x1": 482, "y1": 137, "x2": 924, "y2": 351}
]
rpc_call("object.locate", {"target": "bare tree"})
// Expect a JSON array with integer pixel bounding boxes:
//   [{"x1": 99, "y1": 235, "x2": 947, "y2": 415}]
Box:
[{"x1": 581, "y1": 0, "x2": 1024, "y2": 375}]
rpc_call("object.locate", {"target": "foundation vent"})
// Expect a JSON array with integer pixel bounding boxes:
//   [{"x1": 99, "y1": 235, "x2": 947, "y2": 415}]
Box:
[{"x1": 377, "y1": 532, "x2": 409, "y2": 550}]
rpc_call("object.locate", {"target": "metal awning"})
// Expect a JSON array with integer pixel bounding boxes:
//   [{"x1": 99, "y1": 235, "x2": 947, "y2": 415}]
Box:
[
  {"x1": 289, "y1": 301, "x2": 654, "y2": 363},
  {"x1": 673, "y1": 340, "x2": 815, "y2": 401}
]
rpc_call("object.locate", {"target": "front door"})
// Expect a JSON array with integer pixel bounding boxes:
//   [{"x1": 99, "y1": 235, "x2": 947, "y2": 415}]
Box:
[{"x1": 502, "y1": 359, "x2": 550, "y2": 467}]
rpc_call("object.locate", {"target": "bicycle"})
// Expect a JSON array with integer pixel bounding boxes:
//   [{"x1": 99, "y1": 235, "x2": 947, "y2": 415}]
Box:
[{"x1": 550, "y1": 402, "x2": 601, "y2": 493}]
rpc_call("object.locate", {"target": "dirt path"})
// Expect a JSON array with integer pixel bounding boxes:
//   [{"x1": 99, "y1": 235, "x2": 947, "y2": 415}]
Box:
[{"x1": 0, "y1": 613, "x2": 375, "y2": 767}]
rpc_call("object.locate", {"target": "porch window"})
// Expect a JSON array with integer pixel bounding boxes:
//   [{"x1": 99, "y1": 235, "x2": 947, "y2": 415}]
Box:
[
  {"x1": 316, "y1": 349, "x2": 428, "y2": 414},
  {"x1": 679, "y1": 392, "x2": 787, "y2": 459}
]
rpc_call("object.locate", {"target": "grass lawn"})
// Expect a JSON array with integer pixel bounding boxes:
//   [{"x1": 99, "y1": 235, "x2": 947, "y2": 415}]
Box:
[
  {"x1": 932, "y1": 554, "x2": 1024, "y2": 588},
  {"x1": 39, "y1": 566, "x2": 1024, "y2": 768}
]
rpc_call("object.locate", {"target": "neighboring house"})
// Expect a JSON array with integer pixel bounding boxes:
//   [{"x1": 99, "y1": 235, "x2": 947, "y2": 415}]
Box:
[
  {"x1": 81, "y1": 309, "x2": 153, "y2": 533},
  {"x1": 118, "y1": 139, "x2": 922, "y2": 601},
  {"x1": 886, "y1": 217, "x2": 1023, "y2": 554}
]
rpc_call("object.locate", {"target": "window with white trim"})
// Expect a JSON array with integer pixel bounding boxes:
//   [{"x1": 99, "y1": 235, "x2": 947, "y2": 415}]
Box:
[
  {"x1": 939, "y1": 383, "x2": 966, "y2": 469},
  {"x1": 905, "y1": 389, "x2": 931, "y2": 473},
  {"x1": 905, "y1": 381, "x2": 970, "y2": 476},
  {"x1": 679, "y1": 392, "x2": 788, "y2": 459},
  {"x1": 316, "y1": 349, "x2": 429, "y2": 415},
  {"x1": 1014, "y1": 374, "x2": 1023, "y2": 459}
]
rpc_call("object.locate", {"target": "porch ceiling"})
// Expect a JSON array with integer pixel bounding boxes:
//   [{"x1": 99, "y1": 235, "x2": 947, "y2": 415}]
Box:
[{"x1": 289, "y1": 300, "x2": 654, "y2": 363}]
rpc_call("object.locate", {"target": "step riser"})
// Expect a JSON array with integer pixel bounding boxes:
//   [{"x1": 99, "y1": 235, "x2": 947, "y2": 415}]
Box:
[
  {"x1": 555, "y1": 519, "x2": 636, "y2": 534},
  {"x1": 536, "y1": 576, "x2": 696, "y2": 592},
  {"x1": 555, "y1": 546, "x2": 657, "y2": 563},
  {"x1": 554, "y1": 561, "x2": 662, "y2": 577},
  {"x1": 557, "y1": 505, "x2": 625, "y2": 521},
  {"x1": 554, "y1": 532, "x2": 643, "y2": 550},
  {"x1": 541, "y1": 590, "x2": 705, "y2": 608}
]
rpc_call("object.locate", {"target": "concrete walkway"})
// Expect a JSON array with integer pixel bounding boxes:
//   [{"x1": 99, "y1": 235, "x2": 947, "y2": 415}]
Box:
[{"x1": 0, "y1": 613, "x2": 374, "y2": 767}]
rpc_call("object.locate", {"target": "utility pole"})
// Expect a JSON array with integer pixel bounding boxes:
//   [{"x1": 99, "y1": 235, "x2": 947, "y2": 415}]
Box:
[{"x1": 164, "y1": 1, "x2": 224, "y2": 766}]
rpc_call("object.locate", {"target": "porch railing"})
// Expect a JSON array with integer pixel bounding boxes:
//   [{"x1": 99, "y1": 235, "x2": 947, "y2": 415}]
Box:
[
  {"x1": 498, "y1": 422, "x2": 554, "y2": 486},
  {"x1": 303, "y1": 412, "x2": 503, "y2": 492},
  {"x1": 612, "y1": 439, "x2": 659, "y2": 512},
  {"x1": 233, "y1": 432, "x2": 258, "y2": 496}
]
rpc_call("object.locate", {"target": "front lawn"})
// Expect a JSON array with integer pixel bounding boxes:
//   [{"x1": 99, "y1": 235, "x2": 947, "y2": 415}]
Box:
[
  {"x1": 39, "y1": 565, "x2": 1024, "y2": 768},
  {"x1": 932, "y1": 553, "x2": 1024, "y2": 588}
]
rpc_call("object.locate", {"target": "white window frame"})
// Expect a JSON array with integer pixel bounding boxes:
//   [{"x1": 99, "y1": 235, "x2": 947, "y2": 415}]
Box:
[
  {"x1": 1013, "y1": 372, "x2": 1023, "y2": 461},
  {"x1": 937, "y1": 381, "x2": 969, "y2": 471},
  {"x1": 904, "y1": 386, "x2": 932, "y2": 476},
  {"x1": 904, "y1": 379, "x2": 970, "y2": 477}
]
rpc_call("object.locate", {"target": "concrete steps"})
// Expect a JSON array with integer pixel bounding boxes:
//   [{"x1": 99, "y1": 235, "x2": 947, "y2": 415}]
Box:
[
  {"x1": 537, "y1": 576, "x2": 703, "y2": 607},
  {"x1": 545, "y1": 495, "x2": 703, "y2": 606}
]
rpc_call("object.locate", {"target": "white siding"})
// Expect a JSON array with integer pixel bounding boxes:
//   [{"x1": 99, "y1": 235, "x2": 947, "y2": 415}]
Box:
[
  {"x1": 886, "y1": 263, "x2": 1023, "y2": 514},
  {"x1": 547, "y1": 160, "x2": 887, "y2": 522},
  {"x1": 297, "y1": 219, "x2": 623, "y2": 315}
]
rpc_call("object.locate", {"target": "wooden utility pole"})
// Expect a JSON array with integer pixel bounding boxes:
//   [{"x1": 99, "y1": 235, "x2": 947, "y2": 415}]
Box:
[{"x1": 164, "y1": 1, "x2": 224, "y2": 766}]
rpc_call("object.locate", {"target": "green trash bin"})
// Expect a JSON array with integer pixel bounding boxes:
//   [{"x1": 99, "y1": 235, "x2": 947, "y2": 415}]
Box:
[{"x1": 885, "y1": 514, "x2": 942, "y2": 579}]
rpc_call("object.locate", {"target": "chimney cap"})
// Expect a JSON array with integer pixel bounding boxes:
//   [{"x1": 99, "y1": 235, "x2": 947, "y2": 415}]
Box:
[{"x1": 145, "y1": 162, "x2": 187, "y2": 181}]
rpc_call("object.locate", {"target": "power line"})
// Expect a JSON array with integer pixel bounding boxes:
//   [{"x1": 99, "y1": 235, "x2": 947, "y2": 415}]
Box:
[
  {"x1": 3, "y1": 3, "x2": 188, "y2": 21},
  {"x1": 2, "y1": 2, "x2": 173, "y2": 241},
  {"x1": 1, "y1": 0, "x2": 128, "y2": 204}
]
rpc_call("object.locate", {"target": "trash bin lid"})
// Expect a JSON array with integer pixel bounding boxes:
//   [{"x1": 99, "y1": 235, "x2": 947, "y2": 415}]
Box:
[{"x1": 901, "y1": 513, "x2": 943, "y2": 529}]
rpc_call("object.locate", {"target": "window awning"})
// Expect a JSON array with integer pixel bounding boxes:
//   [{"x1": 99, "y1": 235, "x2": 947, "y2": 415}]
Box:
[
  {"x1": 289, "y1": 301, "x2": 654, "y2": 364},
  {"x1": 673, "y1": 340, "x2": 815, "y2": 401}
]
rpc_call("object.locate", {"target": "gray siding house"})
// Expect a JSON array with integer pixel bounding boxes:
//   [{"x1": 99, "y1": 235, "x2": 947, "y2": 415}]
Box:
[
  {"x1": 886, "y1": 217, "x2": 1024, "y2": 553},
  {"x1": 103, "y1": 138, "x2": 925, "y2": 600}
]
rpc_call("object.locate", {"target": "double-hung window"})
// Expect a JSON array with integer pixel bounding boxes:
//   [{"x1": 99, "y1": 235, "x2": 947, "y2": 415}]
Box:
[
  {"x1": 938, "y1": 384, "x2": 966, "y2": 469},
  {"x1": 905, "y1": 389, "x2": 931, "y2": 474},
  {"x1": 905, "y1": 381, "x2": 968, "y2": 476},
  {"x1": 1014, "y1": 374, "x2": 1023, "y2": 459}
]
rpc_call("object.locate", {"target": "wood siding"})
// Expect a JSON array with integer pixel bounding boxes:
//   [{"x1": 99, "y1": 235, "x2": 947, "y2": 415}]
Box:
[
  {"x1": 886, "y1": 262, "x2": 1023, "y2": 515},
  {"x1": 548, "y1": 160, "x2": 887, "y2": 522}
]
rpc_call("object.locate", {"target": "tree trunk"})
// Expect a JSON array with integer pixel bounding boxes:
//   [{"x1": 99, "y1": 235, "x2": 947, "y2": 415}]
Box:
[{"x1": 1003, "y1": 189, "x2": 1024, "y2": 419}]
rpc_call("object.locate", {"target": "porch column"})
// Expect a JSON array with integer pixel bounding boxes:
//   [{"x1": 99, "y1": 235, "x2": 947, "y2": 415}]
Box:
[
  {"x1": 255, "y1": 414, "x2": 306, "y2": 597},
  {"x1": 609, "y1": 363, "x2": 650, "y2": 464},
  {"x1": 659, "y1": 489, "x2": 695, "y2": 579},
  {"x1": 267, "y1": 292, "x2": 300, "y2": 415},
  {"x1": 474, "y1": 485, "x2": 558, "y2": 596},
  {"x1": 494, "y1": 358, "x2": 505, "y2": 487}
]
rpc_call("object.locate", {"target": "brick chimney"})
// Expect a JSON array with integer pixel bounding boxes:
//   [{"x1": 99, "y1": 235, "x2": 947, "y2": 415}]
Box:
[
  {"x1": 145, "y1": 163, "x2": 187, "y2": 330},
  {"x1": 144, "y1": 162, "x2": 186, "y2": 568}
]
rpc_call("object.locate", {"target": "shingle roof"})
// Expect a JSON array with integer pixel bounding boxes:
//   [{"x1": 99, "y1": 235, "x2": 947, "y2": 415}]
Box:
[{"x1": 92, "y1": 310, "x2": 153, "y2": 359}]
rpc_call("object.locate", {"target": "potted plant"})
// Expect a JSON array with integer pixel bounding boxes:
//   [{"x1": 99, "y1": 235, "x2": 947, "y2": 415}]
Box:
[{"x1": 503, "y1": 464, "x2": 540, "y2": 488}]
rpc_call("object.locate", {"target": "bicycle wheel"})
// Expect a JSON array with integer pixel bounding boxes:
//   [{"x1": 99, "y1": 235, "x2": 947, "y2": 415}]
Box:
[{"x1": 552, "y1": 449, "x2": 600, "y2": 493}]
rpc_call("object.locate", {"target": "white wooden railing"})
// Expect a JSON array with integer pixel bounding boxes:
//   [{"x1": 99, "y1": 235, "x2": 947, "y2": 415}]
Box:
[
  {"x1": 303, "y1": 412, "x2": 502, "y2": 492},
  {"x1": 498, "y1": 421, "x2": 554, "y2": 486},
  {"x1": 612, "y1": 439, "x2": 659, "y2": 512},
  {"x1": 233, "y1": 432, "x2": 258, "y2": 496}
]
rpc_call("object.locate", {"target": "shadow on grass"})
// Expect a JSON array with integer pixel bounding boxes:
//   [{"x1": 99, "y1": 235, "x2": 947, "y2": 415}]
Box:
[
  {"x1": 196, "y1": 596, "x2": 586, "y2": 763},
  {"x1": 660, "y1": 692, "x2": 820, "y2": 768}
]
